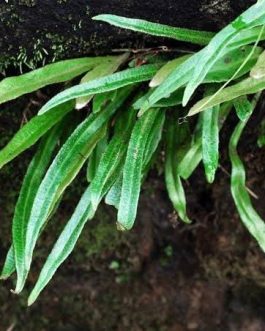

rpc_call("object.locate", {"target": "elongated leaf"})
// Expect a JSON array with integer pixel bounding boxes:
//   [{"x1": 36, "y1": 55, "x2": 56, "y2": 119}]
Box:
[
  {"x1": 178, "y1": 103, "x2": 231, "y2": 179},
  {"x1": 92, "y1": 90, "x2": 117, "y2": 113},
  {"x1": 140, "y1": 45, "x2": 261, "y2": 115},
  {"x1": 183, "y1": 1, "x2": 265, "y2": 105},
  {"x1": 105, "y1": 174, "x2": 123, "y2": 209},
  {"x1": 39, "y1": 64, "x2": 162, "y2": 114},
  {"x1": 0, "y1": 101, "x2": 74, "y2": 169},
  {"x1": 150, "y1": 55, "x2": 191, "y2": 88},
  {"x1": 0, "y1": 57, "x2": 111, "y2": 105},
  {"x1": 233, "y1": 96, "x2": 253, "y2": 121},
  {"x1": 93, "y1": 14, "x2": 214, "y2": 45},
  {"x1": 0, "y1": 247, "x2": 16, "y2": 280},
  {"x1": 250, "y1": 50, "x2": 265, "y2": 78},
  {"x1": 28, "y1": 188, "x2": 94, "y2": 305},
  {"x1": 202, "y1": 94, "x2": 220, "y2": 183},
  {"x1": 229, "y1": 95, "x2": 265, "y2": 252},
  {"x1": 90, "y1": 105, "x2": 138, "y2": 210},
  {"x1": 87, "y1": 133, "x2": 108, "y2": 182},
  {"x1": 188, "y1": 74, "x2": 265, "y2": 116},
  {"x1": 118, "y1": 109, "x2": 160, "y2": 230},
  {"x1": 76, "y1": 53, "x2": 129, "y2": 109},
  {"x1": 23, "y1": 87, "x2": 134, "y2": 284},
  {"x1": 13, "y1": 119, "x2": 68, "y2": 293},
  {"x1": 165, "y1": 117, "x2": 191, "y2": 223}
]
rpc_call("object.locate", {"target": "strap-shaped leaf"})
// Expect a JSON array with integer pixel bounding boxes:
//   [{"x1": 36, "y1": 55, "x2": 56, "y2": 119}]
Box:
[
  {"x1": 140, "y1": 45, "x2": 261, "y2": 115},
  {"x1": 105, "y1": 175, "x2": 123, "y2": 209},
  {"x1": 90, "y1": 105, "x2": 138, "y2": 210},
  {"x1": 93, "y1": 14, "x2": 214, "y2": 45},
  {"x1": 229, "y1": 94, "x2": 265, "y2": 252},
  {"x1": 23, "y1": 86, "x2": 134, "y2": 285},
  {"x1": 87, "y1": 133, "x2": 108, "y2": 182},
  {"x1": 75, "y1": 53, "x2": 129, "y2": 109},
  {"x1": 202, "y1": 104, "x2": 220, "y2": 183},
  {"x1": 188, "y1": 74, "x2": 265, "y2": 116},
  {"x1": 117, "y1": 109, "x2": 160, "y2": 230},
  {"x1": 39, "y1": 64, "x2": 162, "y2": 114},
  {"x1": 0, "y1": 247, "x2": 16, "y2": 280},
  {"x1": 178, "y1": 103, "x2": 231, "y2": 179},
  {"x1": 149, "y1": 55, "x2": 190, "y2": 88},
  {"x1": 250, "y1": 50, "x2": 265, "y2": 78},
  {"x1": 165, "y1": 117, "x2": 191, "y2": 223},
  {"x1": 0, "y1": 101, "x2": 74, "y2": 169},
  {"x1": 182, "y1": 1, "x2": 265, "y2": 105},
  {"x1": 13, "y1": 118, "x2": 69, "y2": 293},
  {"x1": 233, "y1": 96, "x2": 253, "y2": 121},
  {"x1": 28, "y1": 187, "x2": 94, "y2": 305},
  {"x1": 0, "y1": 57, "x2": 111, "y2": 105},
  {"x1": 92, "y1": 90, "x2": 117, "y2": 114}
]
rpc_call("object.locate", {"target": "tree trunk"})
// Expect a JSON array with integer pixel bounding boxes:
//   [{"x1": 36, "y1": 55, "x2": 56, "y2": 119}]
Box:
[{"x1": 0, "y1": 0, "x2": 255, "y2": 69}]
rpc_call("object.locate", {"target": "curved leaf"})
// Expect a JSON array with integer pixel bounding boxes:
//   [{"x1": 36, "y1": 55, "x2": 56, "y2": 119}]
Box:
[
  {"x1": 117, "y1": 109, "x2": 160, "y2": 230},
  {"x1": 93, "y1": 14, "x2": 214, "y2": 45},
  {"x1": 0, "y1": 101, "x2": 74, "y2": 169},
  {"x1": 39, "y1": 64, "x2": 162, "y2": 114},
  {"x1": 0, "y1": 57, "x2": 110, "y2": 105}
]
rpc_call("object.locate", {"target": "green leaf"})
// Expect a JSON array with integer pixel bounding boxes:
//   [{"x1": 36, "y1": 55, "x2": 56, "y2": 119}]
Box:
[
  {"x1": 75, "y1": 53, "x2": 129, "y2": 109},
  {"x1": 105, "y1": 175, "x2": 123, "y2": 209},
  {"x1": 140, "y1": 45, "x2": 261, "y2": 115},
  {"x1": 182, "y1": 1, "x2": 265, "y2": 105},
  {"x1": 0, "y1": 101, "x2": 74, "y2": 169},
  {"x1": 23, "y1": 87, "x2": 134, "y2": 285},
  {"x1": 93, "y1": 14, "x2": 214, "y2": 45},
  {"x1": 0, "y1": 247, "x2": 16, "y2": 280},
  {"x1": 39, "y1": 64, "x2": 162, "y2": 114},
  {"x1": 149, "y1": 55, "x2": 191, "y2": 87},
  {"x1": 12, "y1": 119, "x2": 68, "y2": 293},
  {"x1": 233, "y1": 96, "x2": 253, "y2": 121},
  {"x1": 202, "y1": 104, "x2": 220, "y2": 183},
  {"x1": 229, "y1": 94, "x2": 265, "y2": 252},
  {"x1": 165, "y1": 117, "x2": 191, "y2": 223},
  {"x1": 117, "y1": 108, "x2": 160, "y2": 230},
  {"x1": 188, "y1": 75, "x2": 265, "y2": 116},
  {"x1": 92, "y1": 90, "x2": 117, "y2": 113},
  {"x1": 178, "y1": 103, "x2": 232, "y2": 179},
  {"x1": 90, "y1": 104, "x2": 138, "y2": 210},
  {"x1": 28, "y1": 187, "x2": 94, "y2": 306},
  {"x1": 86, "y1": 133, "x2": 108, "y2": 182},
  {"x1": 250, "y1": 50, "x2": 265, "y2": 78},
  {"x1": 0, "y1": 57, "x2": 110, "y2": 105}
]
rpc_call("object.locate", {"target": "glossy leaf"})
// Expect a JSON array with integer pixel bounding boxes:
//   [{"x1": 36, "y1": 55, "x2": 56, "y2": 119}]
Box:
[
  {"x1": 13, "y1": 119, "x2": 68, "y2": 293},
  {"x1": 28, "y1": 187, "x2": 94, "y2": 305},
  {"x1": 233, "y1": 96, "x2": 253, "y2": 121},
  {"x1": 93, "y1": 14, "x2": 214, "y2": 45},
  {"x1": 0, "y1": 101, "x2": 73, "y2": 169},
  {"x1": 118, "y1": 109, "x2": 160, "y2": 230},
  {"x1": 23, "y1": 87, "x2": 134, "y2": 283},
  {"x1": 188, "y1": 75, "x2": 265, "y2": 116},
  {"x1": 0, "y1": 247, "x2": 16, "y2": 280},
  {"x1": 202, "y1": 101, "x2": 220, "y2": 183},
  {"x1": 229, "y1": 95, "x2": 265, "y2": 252},
  {"x1": 165, "y1": 117, "x2": 191, "y2": 223},
  {"x1": 75, "y1": 53, "x2": 129, "y2": 109},
  {"x1": 39, "y1": 64, "x2": 162, "y2": 114},
  {"x1": 90, "y1": 105, "x2": 138, "y2": 210},
  {"x1": 0, "y1": 57, "x2": 110, "y2": 105},
  {"x1": 183, "y1": 1, "x2": 265, "y2": 105}
]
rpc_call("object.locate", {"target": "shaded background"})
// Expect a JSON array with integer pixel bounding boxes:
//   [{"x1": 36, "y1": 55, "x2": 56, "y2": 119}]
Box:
[{"x1": 1, "y1": 1, "x2": 265, "y2": 330}]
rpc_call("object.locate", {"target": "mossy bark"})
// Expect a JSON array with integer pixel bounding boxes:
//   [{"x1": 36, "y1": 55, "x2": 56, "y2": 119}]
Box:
[{"x1": 0, "y1": 0, "x2": 255, "y2": 70}]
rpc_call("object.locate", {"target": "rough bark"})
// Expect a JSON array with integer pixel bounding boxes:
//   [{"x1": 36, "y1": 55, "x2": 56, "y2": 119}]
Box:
[{"x1": 0, "y1": 0, "x2": 255, "y2": 69}]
